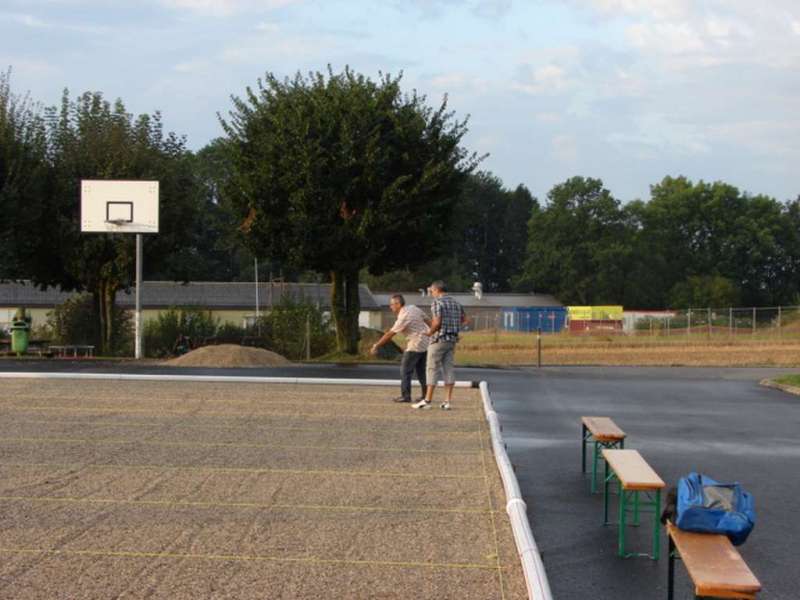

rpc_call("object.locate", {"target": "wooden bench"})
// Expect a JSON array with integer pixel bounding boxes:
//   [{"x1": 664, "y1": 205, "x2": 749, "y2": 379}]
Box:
[
  {"x1": 666, "y1": 522, "x2": 761, "y2": 599},
  {"x1": 49, "y1": 344, "x2": 95, "y2": 358},
  {"x1": 582, "y1": 416, "x2": 626, "y2": 493},
  {"x1": 602, "y1": 448, "x2": 665, "y2": 559}
]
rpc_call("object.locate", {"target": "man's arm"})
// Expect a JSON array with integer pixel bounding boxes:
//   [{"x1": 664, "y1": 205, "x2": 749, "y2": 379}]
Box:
[
  {"x1": 427, "y1": 315, "x2": 442, "y2": 336},
  {"x1": 370, "y1": 330, "x2": 396, "y2": 355}
]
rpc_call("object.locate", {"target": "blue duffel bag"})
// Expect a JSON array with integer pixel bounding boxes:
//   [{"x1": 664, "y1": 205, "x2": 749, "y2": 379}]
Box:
[{"x1": 675, "y1": 472, "x2": 755, "y2": 546}]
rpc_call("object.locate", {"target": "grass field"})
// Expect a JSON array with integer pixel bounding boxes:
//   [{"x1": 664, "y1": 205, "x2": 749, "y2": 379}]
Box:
[
  {"x1": 454, "y1": 330, "x2": 800, "y2": 367},
  {"x1": 774, "y1": 374, "x2": 800, "y2": 387},
  {"x1": 0, "y1": 378, "x2": 526, "y2": 599}
]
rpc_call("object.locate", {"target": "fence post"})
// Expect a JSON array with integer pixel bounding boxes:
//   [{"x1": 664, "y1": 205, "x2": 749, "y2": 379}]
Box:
[
  {"x1": 729, "y1": 307, "x2": 733, "y2": 337},
  {"x1": 537, "y1": 327, "x2": 542, "y2": 368},
  {"x1": 778, "y1": 306, "x2": 782, "y2": 338},
  {"x1": 494, "y1": 313, "x2": 499, "y2": 345},
  {"x1": 707, "y1": 307, "x2": 712, "y2": 338},
  {"x1": 752, "y1": 307, "x2": 756, "y2": 335},
  {"x1": 305, "y1": 314, "x2": 311, "y2": 360},
  {"x1": 687, "y1": 309, "x2": 691, "y2": 337}
]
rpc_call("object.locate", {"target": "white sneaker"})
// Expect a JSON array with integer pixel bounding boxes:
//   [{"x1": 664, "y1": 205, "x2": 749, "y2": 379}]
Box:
[
  {"x1": 412, "y1": 399, "x2": 431, "y2": 409},
  {"x1": 440, "y1": 402, "x2": 451, "y2": 411}
]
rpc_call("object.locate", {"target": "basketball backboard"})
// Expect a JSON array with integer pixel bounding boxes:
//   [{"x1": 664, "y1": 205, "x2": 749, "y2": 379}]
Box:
[{"x1": 81, "y1": 180, "x2": 159, "y2": 233}]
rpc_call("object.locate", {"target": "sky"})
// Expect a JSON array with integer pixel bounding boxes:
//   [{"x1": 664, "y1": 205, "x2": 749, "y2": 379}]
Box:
[{"x1": 2, "y1": 0, "x2": 799, "y2": 204}]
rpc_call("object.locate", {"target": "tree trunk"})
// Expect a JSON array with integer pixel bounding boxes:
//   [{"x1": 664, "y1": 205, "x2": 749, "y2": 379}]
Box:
[
  {"x1": 330, "y1": 269, "x2": 361, "y2": 354},
  {"x1": 95, "y1": 279, "x2": 118, "y2": 356}
]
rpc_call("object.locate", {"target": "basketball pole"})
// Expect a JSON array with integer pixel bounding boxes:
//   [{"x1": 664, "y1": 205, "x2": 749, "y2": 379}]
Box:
[{"x1": 135, "y1": 233, "x2": 143, "y2": 359}]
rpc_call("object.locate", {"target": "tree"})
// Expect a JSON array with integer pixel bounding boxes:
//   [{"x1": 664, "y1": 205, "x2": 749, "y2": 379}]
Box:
[
  {"x1": 17, "y1": 90, "x2": 202, "y2": 354},
  {"x1": 0, "y1": 69, "x2": 50, "y2": 280},
  {"x1": 457, "y1": 173, "x2": 536, "y2": 292},
  {"x1": 641, "y1": 176, "x2": 797, "y2": 307},
  {"x1": 221, "y1": 67, "x2": 479, "y2": 353},
  {"x1": 515, "y1": 176, "x2": 632, "y2": 304},
  {"x1": 668, "y1": 275, "x2": 741, "y2": 308},
  {"x1": 360, "y1": 173, "x2": 535, "y2": 293}
]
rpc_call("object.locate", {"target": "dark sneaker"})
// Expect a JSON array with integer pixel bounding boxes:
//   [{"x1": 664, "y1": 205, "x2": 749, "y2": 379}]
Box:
[{"x1": 393, "y1": 396, "x2": 412, "y2": 403}]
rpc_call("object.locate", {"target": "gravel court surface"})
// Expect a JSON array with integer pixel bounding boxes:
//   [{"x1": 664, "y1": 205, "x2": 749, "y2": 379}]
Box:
[{"x1": 0, "y1": 379, "x2": 527, "y2": 599}]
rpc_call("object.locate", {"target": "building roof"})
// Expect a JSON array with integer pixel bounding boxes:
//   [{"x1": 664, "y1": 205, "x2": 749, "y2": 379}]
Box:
[
  {"x1": 0, "y1": 281, "x2": 380, "y2": 311},
  {"x1": 372, "y1": 291, "x2": 562, "y2": 309}
]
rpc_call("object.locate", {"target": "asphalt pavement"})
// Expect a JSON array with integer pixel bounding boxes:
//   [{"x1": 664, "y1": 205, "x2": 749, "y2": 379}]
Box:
[{"x1": 1, "y1": 360, "x2": 797, "y2": 599}]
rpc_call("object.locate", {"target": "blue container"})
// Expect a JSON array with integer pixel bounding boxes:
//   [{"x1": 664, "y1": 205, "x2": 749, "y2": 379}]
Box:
[{"x1": 502, "y1": 307, "x2": 567, "y2": 332}]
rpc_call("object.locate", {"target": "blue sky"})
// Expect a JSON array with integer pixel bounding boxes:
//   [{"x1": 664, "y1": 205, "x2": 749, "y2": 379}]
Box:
[{"x1": 2, "y1": 0, "x2": 799, "y2": 204}]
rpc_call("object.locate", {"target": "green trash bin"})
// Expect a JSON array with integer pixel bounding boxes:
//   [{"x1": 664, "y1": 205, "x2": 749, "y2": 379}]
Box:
[
  {"x1": 10, "y1": 307, "x2": 31, "y2": 355},
  {"x1": 10, "y1": 322, "x2": 30, "y2": 354}
]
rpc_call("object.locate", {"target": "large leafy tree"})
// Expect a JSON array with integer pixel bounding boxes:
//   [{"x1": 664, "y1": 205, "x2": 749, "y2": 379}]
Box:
[
  {"x1": 0, "y1": 69, "x2": 50, "y2": 280},
  {"x1": 640, "y1": 176, "x2": 798, "y2": 307},
  {"x1": 457, "y1": 173, "x2": 536, "y2": 292},
  {"x1": 17, "y1": 91, "x2": 202, "y2": 354},
  {"x1": 221, "y1": 68, "x2": 479, "y2": 353},
  {"x1": 362, "y1": 172, "x2": 536, "y2": 293},
  {"x1": 516, "y1": 176, "x2": 632, "y2": 304}
]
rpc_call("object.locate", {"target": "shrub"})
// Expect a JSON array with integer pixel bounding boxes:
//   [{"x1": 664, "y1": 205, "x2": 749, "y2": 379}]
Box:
[
  {"x1": 251, "y1": 295, "x2": 335, "y2": 360},
  {"x1": 47, "y1": 293, "x2": 132, "y2": 356},
  {"x1": 213, "y1": 322, "x2": 246, "y2": 343},
  {"x1": 144, "y1": 307, "x2": 219, "y2": 358}
]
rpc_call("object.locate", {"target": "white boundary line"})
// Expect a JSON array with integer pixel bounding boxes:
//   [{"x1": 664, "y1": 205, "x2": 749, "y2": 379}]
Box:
[
  {"x1": 0, "y1": 373, "x2": 473, "y2": 387},
  {"x1": 479, "y1": 381, "x2": 553, "y2": 600},
  {"x1": 0, "y1": 371, "x2": 551, "y2": 599}
]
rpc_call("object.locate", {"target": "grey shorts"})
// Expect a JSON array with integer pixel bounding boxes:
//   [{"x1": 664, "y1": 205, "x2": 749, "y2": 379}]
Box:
[{"x1": 426, "y1": 341, "x2": 456, "y2": 385}]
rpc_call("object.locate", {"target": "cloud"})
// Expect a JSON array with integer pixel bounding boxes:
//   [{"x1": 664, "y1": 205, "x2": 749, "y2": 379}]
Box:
[
  {"x1": 220, "y1": 27, "x2": 331, "y2": 64},
  {"x1": 0, "y1": 10, "x2": 107, "y2": 33},
  {"x1": 159, "y1": 0, "x2": 301, "y2": 17},
  {"x1": 427, "y1": 72, "x2": 489, "y2": 94},
  {"x1": 551, "y1": 134, "x2": 578, "y2": 163},
  {"x1": 607, "y1": 113, "x2": 710, "y2": 158},
  {"x1": 392, "y1": 0, "x2": 512, "y2": 19},
  {"x1": 0, "y1": 12, "x2": 49, "y2": 27}
]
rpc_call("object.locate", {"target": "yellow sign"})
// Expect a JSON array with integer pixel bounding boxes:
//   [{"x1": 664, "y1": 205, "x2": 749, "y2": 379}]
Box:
[{"x1": 568, "y1": 306, "x2": 623, "y2": 321}]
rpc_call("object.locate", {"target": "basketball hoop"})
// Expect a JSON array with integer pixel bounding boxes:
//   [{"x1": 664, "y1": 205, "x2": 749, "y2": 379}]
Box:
[{"x1": 81, "y1": 180, "x2": 160, "y2": 361}]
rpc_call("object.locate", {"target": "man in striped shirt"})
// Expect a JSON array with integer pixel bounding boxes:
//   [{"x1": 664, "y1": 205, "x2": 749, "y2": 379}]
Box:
[
  {"x1": 371, "y1": 294, "x2": 431, "y2": 403},
  {"x1": 413, "y1": 280, "x2": 467, "y2": 410}
]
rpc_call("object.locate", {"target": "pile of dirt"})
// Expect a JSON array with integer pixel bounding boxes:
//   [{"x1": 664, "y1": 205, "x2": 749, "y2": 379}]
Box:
[{"x1": 166, "y1": 344, "x2": 291, "y2": 368}]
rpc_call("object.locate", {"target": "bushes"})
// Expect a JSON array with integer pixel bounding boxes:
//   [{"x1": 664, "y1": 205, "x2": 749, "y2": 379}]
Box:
[
  {"x1": 141, "y1": 298, "x2": 334, "y2": 360},
  {"x1": 250, "y1": 296, "x2": 335, "y2": 360},
  {"x1": 47, "y1": 293, "x2": 132, "y2": 356},
  {"x1": 45, "y1": 295, "x2": 335, "y2": 360},
  {"x1": 143, "y1": 308, "x2": 218, "y2": 358}
]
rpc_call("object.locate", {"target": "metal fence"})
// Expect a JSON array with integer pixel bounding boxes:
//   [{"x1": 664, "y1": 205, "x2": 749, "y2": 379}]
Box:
[{"x1": 460, "y1": 306, "x2": 800, "y2": 337}]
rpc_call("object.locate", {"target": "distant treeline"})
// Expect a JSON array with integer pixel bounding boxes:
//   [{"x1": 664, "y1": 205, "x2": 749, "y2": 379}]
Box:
[{"x1": 368, "y1": 174, "x2": 800, "y2": 309}]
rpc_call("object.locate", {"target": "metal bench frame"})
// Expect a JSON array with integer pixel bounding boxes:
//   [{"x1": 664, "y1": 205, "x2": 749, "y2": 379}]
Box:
[
  {"x1": 602, "y1": 452, "x2": 662, "y2": 560},
  {"x1": 582, "y1": 419, "x2": 625, "y2": 493}
]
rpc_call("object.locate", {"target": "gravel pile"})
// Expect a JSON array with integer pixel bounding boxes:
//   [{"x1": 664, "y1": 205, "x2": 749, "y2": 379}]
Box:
[{"x1": 166, "y1": 344, "x2": 291, "y2": 367}]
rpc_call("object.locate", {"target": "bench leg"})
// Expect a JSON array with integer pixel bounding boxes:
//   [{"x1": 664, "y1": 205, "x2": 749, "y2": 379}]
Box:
[
  {"x1": 667, "y1": 534, "x2": 675, "y2": 600},
  {"x1": 603, "y1": 459, "x2": 608, "y2": 524},
  {"x1": 581, "y1": 424, "x2": 588, "y2": 473},
  {"x1": 613, "y1": 488, "x2": 661, "y2": 560},
  {"x1": 618, "y1": 489, "x2": 628, "y2": 557},
  {"x1": 591, "y1": 440, "x2": 623, "y2": 494},
  {"x1": 653, "y1": 488, "x2": 661, "y2": 560}
]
